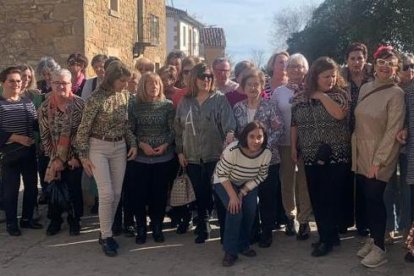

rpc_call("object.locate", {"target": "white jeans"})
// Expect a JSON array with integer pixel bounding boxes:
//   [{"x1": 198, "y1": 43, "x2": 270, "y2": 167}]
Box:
[{"x1": 89, "y1": 138, "x2": 127, "y2": 238}]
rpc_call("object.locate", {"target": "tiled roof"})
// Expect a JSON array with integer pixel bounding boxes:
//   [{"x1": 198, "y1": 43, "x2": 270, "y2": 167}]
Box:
[
  {"x1": 200, "y1": 27, "x2": 226, "y2": 48},
  {"x1": 166, "y1": 6, "x2": 204, "y2": 28}
]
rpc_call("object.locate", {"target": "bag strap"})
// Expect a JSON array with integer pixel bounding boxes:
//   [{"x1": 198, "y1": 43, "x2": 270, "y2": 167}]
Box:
[{"x1": 358, "y1": 84, "x2": 396, "y2": 105}]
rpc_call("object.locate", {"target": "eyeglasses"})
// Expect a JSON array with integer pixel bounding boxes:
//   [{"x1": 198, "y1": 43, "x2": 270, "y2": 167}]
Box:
[
  {"x1": 402, "y1": 64, "x2": 414, "y2": 71},
  {"x1": 197, "y1": 73, "x2": 213, "y2": 81},
  {"x1": 376, "y1": 58, "x2": 397, "y2": 68},
  {"x1": 52, "y1": 81, "x2": 71, "y2": 86}
]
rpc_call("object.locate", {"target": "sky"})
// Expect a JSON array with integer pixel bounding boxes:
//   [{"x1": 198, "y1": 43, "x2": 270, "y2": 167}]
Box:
[{"x1": 169, "y1": 0, "x2": 324, "y2": 64}]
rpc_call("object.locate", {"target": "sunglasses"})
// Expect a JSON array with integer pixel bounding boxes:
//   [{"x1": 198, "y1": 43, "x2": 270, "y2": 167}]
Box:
[
  {"x1": 402, "y1": 64, "x2": 414, "y2": 71},
  {"x1": 376, "y1": 58, "x2": 397, "y2": 68},
  {"x1": 197, "y1": 73, "x2": 213, "y2": 81},
  {"x1": 67, "y1": 60, "x2": 82, "y2": 66}
]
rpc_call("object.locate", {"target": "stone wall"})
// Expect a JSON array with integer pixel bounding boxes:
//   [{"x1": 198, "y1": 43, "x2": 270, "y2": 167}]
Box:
[
  {"x1": 138, "y1": 0, "x2": 166, "y2": 70},
  {"x1": 84, "y1": 0, "x2": 137, "y2": 73},
  {"x1": 0, "y1": 0, "x2": 84, "y2": 71}
]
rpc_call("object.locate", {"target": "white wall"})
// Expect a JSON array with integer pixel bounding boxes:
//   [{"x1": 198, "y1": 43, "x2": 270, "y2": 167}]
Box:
[{"x1": 166, "y1": 17, "x2": 176, "y2": 53}]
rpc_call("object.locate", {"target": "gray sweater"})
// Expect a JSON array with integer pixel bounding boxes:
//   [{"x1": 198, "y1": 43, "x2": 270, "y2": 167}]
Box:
[{"x1": 174, "y1": 91, "x2": 236, "y2": 164}]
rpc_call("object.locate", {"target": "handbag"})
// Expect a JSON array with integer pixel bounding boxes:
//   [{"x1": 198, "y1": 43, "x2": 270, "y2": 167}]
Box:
[{"x1": 169, "y1": 166, "x2": 196, "y2": 207}]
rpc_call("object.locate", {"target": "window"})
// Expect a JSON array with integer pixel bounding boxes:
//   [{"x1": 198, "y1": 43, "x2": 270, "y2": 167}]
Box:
[
  {"x1": 149, "y1": 15, "x2": 160, "y2": 45},
  {"x1": 109, "y1": 0, "x2": 119, "y2": 17},
  {"x1": 182, "y1": 26, "x2": 186, "y2": 47}
]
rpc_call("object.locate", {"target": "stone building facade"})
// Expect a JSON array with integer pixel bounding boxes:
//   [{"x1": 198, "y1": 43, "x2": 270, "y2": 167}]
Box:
[{"x1": 0, "y1": 0, "x2": 166, "y2": 77}]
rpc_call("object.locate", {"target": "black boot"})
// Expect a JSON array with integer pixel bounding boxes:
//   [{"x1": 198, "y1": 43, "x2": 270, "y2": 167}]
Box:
[
  {"x1": 152, "y1": 224, "x2": 165, "y2": 243},
  {"x1": 194, "y1": 221, "x2": 210, "y2": 244},
  {"x1": 135, "y1": 226, "x2": 147, "y2": 244},
  {"x1": 68, "y1": 216, "x2": 81, "y2": 236},
  {"x1": 258, "y1": 230, "x2": 273, "y2": 248}
]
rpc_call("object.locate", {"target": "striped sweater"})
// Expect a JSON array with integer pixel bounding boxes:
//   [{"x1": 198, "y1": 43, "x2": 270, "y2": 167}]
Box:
[{"x1": 213, "y1": 141, "x2": 272, "y2": 191}]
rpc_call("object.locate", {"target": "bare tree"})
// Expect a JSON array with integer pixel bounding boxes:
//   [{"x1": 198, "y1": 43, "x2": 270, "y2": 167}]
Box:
[
  {"x1": 249, "y1": 48, "x2": 266, "y2": 69},
  {"x1": 270, "y1": 2, "x2": 319, "y2": 50}
]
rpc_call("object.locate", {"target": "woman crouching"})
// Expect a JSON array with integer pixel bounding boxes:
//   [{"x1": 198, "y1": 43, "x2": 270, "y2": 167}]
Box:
[{"x1": 213, "y1": 121, "x2": 271, "y2": 267}]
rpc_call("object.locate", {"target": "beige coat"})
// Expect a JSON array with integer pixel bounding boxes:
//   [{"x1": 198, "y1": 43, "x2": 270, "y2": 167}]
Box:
[{"x1": 352, "y1": 78, "x2": 405, "y2": 182}]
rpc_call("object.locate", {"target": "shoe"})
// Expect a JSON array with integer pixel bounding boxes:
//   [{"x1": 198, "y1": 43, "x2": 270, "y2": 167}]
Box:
[
  {"x1": 98, "y1": 234, "x2": 119, "y2": 249},
  {"x1": 152, "y1": 224, "x2": 165, "y2": 243},
  {"x1": 357, "y1": 238, "x2": 374, "y2": 258},
  {"x1": 69, "y1": 221, "x2": 81, "y2": 236},
  {"x1": 361, "y1": 245, "x2": 387, "y2": 268},
  {"x1": 311, "y1": 238, "x2": 340, "y2": 249},
  {"x1": 258, "y1": 231, "x2": 273, "y2": 248},
  {"x1": 194, "y1": 222, "x2": 210, "y2": 244},
  {"x1": 240, "y1": 248, "x2": 256, "y2": 257},
  {"x1": 124, "y1": 225, "x2": 136, "y2": 238},
  {"x1": 285, "y1": 219, "x2": 296, "y2": 236},
  {"x1": 176, "y1": 221, "x2": 189, "y2": 234},
  {"x1": 274, "y1": 222, "x2": 282, "y2": 230},
  {"x1": 6, "y1": 223, "x2": 22, "y2": 236},
  {"x1": 222, "y1": 253, "x2": 238, "y2": 267},
  {"x1": 100, "y1": 237, "x2": 117, "y2": 257},
  {"x1": 404, "y1": 252, "x2": 414, "y2": 263},
  {"x1": 20, "y1": 219, "x2": 43, "y2": 229},
  {"x1": 195, "y1": 232, "x2": 209, "y2": 244},
  {"x1": 357, "y1": 228, "x2": 369, "y2": 237},
  {"x1": 46, "y1": 221, "x2": 61, "y2": 236},
  {"x1": 135, "y1": 226, "x2": 147, "y2": 244},
  {"x1": 297, "y1": 223, "x2": 310, "y2": 240},
  {"x1": 311, "y1": 242, "x2": 332, "y2": 257}
]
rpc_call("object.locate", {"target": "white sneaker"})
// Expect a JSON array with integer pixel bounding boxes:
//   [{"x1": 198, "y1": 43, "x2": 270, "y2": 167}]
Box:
[
  {"x1": 361, "y1": 244, "x2": 388, "y2": 268},
  {"x1": 357, "y1": 238, "x2": 374, "y2": 258}
]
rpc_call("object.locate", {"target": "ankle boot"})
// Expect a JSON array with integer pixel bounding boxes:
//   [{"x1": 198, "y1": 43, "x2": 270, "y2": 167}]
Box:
[
  {"x1": 194, "y1": 221, "x2": 210, "y2": 244},
  {"x1": 135, "y1": 226, "x2": 147, "y2": 244},
  {"x1": 285, "y1": 218, "x2": 296, "y2": 236},
  {"x1": 258, "y1": 230, "x2": 273, "y2": 248}
]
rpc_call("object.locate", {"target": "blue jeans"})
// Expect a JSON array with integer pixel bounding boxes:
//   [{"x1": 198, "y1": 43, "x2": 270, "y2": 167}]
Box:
[{"x1": 214, "y1": 183, "x2": 258, "y2": 256}]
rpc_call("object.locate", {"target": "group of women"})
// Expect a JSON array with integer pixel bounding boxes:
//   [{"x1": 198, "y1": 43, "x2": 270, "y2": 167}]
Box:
[{"x1": 0, "y1": 44, "x2": 414, "y2": 268}]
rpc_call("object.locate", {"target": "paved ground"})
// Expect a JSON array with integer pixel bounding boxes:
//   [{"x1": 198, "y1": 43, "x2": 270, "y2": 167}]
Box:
[{"x1": 0, "y1": 205, "x2": 413, "y2": 276}]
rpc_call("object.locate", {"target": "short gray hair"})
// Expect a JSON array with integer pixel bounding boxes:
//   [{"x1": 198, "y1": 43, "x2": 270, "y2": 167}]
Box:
[
  {"x1": 36, "y1": 56, "x2": 61, "y2": 78},
  {"x1": 287, "y1": 53, "x2": 309, "y2": 73},
  {"x1": 212, "y1": 57, "x2": 230, "y2": 69},
  {"x1": 51, "y1": 68, "x2": 72, "y2": 81}
]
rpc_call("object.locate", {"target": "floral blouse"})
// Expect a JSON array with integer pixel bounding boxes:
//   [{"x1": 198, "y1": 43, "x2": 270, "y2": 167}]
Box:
[
  {"x1": 233, "y1": 98, "x2": 284, "y2": 164},
  {"x1": 75, "y1": 88, "x2": 137, "y2": 159}
]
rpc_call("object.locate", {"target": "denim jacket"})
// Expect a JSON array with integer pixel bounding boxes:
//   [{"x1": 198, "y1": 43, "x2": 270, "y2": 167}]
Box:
[{"x1": 174, "y1": 91, "x2": 236, "y2": 164}]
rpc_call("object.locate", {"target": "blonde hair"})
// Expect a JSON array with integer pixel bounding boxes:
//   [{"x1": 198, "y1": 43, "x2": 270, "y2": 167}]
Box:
[
  {"x1": 136, "y1": 72, "x2": 165, "y2": 103},
  {"x1": 135, "y1": 57, "x2": 155, "y2": 74}
]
